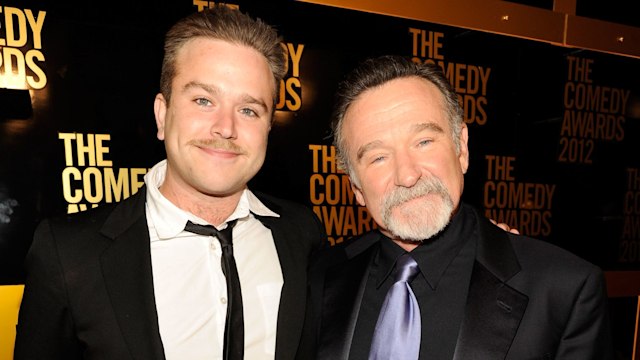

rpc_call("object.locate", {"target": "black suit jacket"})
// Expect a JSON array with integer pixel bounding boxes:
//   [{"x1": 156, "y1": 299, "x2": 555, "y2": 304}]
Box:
[
  {"x1": 302, "y1": 203, "x2": 613, "y2": 360},
  {"x1": 14, "y1": 187, "x2": 324, "y2": 360}
]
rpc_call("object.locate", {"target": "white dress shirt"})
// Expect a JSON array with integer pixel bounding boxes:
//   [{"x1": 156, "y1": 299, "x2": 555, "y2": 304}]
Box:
[{"x1": 144, "y1": 160, "x2": 284, "y2": 360}]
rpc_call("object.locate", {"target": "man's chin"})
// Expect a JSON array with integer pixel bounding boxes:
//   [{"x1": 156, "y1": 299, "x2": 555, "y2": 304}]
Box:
[
  {"x1": 386, "y1": 206, "x2": 450, "y2": 241},
  {"x1": 391, "y1": 197, "x2": 439, "y2": 218},
  {"x1": 388, "y1": 224, "x2": 442, "y2": 242}
]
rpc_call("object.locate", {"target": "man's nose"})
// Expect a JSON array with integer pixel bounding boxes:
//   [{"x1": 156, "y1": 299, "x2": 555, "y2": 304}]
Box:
[
  {"x1": 210, "y1": 109, "x2": 236, "y2": 139},
  {"x1": 394, "y1": 151, "x2": 421, "y2": 188}
]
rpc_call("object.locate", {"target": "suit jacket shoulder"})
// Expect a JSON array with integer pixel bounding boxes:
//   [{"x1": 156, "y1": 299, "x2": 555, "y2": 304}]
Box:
[
  {"x1": 15, "y1": 188, "x2": 165, "y2": 360},
  {"x1": 252, "y1": 191, "x2": 326, "y2": 268},
  {"x1": 462, "y1": 205, "x2": 612, "y2": 360},
  {"x1": 254, "y1": 191, "x2": 325, "y2": 241},
  {"x1": 37, "y1": 187, "x2": 146, "y2": 243}
]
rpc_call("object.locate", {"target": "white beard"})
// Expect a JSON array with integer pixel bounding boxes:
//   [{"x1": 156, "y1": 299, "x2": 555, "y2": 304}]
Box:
[{"x1": 381, "y1": 177, "x2": 454, "y2": 241}]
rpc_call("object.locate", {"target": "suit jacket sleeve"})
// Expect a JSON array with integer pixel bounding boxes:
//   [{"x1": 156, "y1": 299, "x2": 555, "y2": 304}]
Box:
[
  {"x1": 14, "y1": 219, "x2": 83, "y2": 360},
  {"x1": 555, "y1": 266, "x2": 612, "y2": 359}
]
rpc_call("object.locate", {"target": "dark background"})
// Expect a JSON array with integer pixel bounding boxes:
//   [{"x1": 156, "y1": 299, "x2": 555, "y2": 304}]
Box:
[{"x1": 1, "y1": 0, "x2": 638, "y2": 358}]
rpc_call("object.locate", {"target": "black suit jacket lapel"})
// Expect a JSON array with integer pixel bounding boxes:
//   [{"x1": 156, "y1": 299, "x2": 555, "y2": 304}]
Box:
[
  {"x1": 317, "y1": 232, "x2": 380, "y2": 360},
  {"x1": 256, "y1": 213, "x2": 308, "y2": 360},
  {"x1": 99, "y1": 189, "x2": 166, "y2": 360},
  {"x1": 453, "y1": 211, "x2": 528, "y2": 360}
]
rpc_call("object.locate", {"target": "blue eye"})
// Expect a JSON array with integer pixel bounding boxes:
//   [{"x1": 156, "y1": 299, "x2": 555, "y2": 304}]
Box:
[
  {"x1": 195, "y1": 98, "x2": 212, "y2": 106},
  {"x1": 418, "y1": 139, "x2": 432, "y2": 147},
  {"x1": 240, "y1": 108, "x2": 258, "y2": 117}
]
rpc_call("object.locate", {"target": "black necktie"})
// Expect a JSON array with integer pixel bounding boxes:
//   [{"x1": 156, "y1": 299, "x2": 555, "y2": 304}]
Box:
[{"x1": 185, "y1": 220, "x2": 243, "y2": 360}]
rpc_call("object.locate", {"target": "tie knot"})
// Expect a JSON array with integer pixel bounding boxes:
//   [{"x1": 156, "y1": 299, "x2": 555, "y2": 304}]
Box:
[
  {"x1": 393, "y1": 253, "x2": 419, "y2": 283},
  {"x1": 184, "y1": 220, "x2": 237, "y2": 248}
]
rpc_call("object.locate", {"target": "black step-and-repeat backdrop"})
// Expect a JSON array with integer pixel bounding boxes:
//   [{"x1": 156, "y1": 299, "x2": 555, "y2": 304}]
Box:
[{"x1": 1, "y1": 0, "x2": 639, "y2": 355}]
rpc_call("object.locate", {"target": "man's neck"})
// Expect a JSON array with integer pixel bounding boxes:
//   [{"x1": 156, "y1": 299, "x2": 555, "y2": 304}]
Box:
[
  {"x1": 159, "y1": 182, "x2": 243, "y2": 227},
  {"x1": 392, "y1": 238, "x2": 420, "y2": 252}
]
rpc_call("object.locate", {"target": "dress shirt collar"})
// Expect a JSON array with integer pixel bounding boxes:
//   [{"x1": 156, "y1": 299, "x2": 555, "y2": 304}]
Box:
[
  {"x1": 375, "y1": 203, "x2": 475, "y2": 289},
  {"x1": 144, "y1": 159, "x2": 279, "y2": 241}
]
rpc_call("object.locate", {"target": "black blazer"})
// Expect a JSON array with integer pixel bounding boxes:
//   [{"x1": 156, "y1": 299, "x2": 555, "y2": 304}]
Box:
[
  {"x1": 14, "y1": 187, "x2": 324, "y2": 360},
  {"x1": 302, "y1": 203, "x2": 613, "y2": 360}
]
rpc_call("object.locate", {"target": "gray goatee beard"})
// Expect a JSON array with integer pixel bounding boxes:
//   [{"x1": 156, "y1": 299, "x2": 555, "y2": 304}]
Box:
[{"x1": 381, "y1": 177, "x2": 454, "y2": 242}]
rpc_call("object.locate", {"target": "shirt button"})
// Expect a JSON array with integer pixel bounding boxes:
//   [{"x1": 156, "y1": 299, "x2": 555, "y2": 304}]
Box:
[{"x1": 221, "y1": 297, "x2": 227, "y2": 304}]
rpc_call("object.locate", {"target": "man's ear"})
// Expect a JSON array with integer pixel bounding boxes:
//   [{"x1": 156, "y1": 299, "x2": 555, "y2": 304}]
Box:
[
  {"x1": 154, "y1": 93, "x2": 167, "y2": 140},
  {"x1": 351, "y1": 181, "x2": 366, "y2": 207},
  {"x1": 458, "y1": 123, "x2": 470, "y2": 174}
]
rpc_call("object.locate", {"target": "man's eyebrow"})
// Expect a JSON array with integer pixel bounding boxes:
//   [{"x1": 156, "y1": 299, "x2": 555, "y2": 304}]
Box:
[
  {"x1": 240, "y1": 94, "x2": 269, "y2": 113},
  {"x1": 412, "y1": 122, "x2": 445, "y2": 134},
  {"x1": 182, "y1": 81, "x2": 269, "y2": 112},
  {"x1": 355, "y1": 122, "x2": 445, "y2": 163},
  {"x1": 182, "y1": 81, "x2": 218, "y2": 94},
  {"x1": 356, "y1": 140, "x2": 383, "y2": 163}
]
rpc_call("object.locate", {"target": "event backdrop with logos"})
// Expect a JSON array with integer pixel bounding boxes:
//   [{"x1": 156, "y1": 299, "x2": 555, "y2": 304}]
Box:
[{"x1": 1, "y1": 0, "x2": 639, "y2": 357}]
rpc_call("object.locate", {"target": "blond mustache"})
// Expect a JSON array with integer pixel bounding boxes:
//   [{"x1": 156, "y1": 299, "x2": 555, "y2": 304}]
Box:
[{"x1": 189, "y1": 139, "x2": 247, "y2": 155}]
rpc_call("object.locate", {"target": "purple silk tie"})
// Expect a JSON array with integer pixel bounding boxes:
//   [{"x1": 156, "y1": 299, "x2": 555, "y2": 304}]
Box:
[{"x1": 369, "y1": 253, "x2": 421, "y2": 360}]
